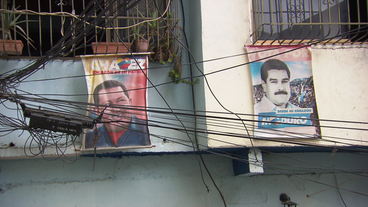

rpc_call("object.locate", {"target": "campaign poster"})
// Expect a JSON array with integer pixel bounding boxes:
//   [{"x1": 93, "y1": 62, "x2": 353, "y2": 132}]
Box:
[
  {"x1": 246, "y1": 45, "x2": 320, "y2": 139},
  {"x1": 82, "y1": 55, "x2": 151, "y2": 150}
]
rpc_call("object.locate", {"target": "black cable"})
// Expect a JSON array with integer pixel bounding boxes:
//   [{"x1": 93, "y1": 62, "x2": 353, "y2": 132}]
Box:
[
  {"x1": 6, "y1": 92, "x2": 368, "y2": 151},
  {"x1": 2, "y1": 95, "x2": 368, "y2": 175},
  {"x1": 9, "y1": 87, "x2": 368, "y2": 131},
  {"x1": 334, "y1": 172, "x2": 349, "y2": 207},
  {"x1": 11, "y1": 92, "x2": 368, "y2": 140},
  {"x1": 154, "y1": 2, "x2": 228, "y2": 206}
]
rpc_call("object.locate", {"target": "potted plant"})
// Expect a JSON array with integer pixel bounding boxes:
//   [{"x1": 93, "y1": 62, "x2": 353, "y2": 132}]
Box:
[
  {"x1": 131, "y1": 23, "x2": 149, "y2": 52},
  {"x1": 0, "y1": 6, "x2": 36, "y2": 55},
  {"x1": 146, "y1": 9, "x2": 179, "y2": 64},
  {"x1": 143, "y1": 9, "x2": 198, "y2": 85},
  {"x1": 130, "y1": 13, "x2": 149, "y2": 53}
]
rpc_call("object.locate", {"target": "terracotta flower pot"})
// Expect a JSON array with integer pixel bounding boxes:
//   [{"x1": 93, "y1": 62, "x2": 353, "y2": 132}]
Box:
[
  {"x1": 135, "y1": 39, "x2": 149, "y2": 52},
  {"x1": 0, "y1": 39, "x2": 24, "y2": 55},
  {"x1": 91, "y1": 42, "x2": 132, "y2": 54}
]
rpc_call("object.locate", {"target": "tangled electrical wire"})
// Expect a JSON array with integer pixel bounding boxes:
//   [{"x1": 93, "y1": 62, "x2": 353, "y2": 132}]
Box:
[{"x1": 0, "y1": 0, "x2": 368, "y2": 206}]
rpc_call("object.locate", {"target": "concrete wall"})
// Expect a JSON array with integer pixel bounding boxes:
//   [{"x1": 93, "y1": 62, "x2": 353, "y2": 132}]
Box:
[
  {"x1": 1, "y1": 153, "x2": 367, "y2": 207},
  {"x1": 200, "y1": 0, "x2": 254, "y2": 147}
]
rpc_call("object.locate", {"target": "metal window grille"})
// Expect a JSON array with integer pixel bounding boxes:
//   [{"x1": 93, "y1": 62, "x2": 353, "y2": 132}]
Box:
[
  {"x1": 0, "y1": 0, "x2": 180, "y2": 57},
  {"x1": 252, "y1": 0, "x2": 368, "y2": 44}
]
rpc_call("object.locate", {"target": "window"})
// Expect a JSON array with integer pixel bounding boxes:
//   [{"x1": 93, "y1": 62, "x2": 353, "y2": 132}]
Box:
[
  {"x1": 252, "y1": 0, "x2": 368, "y2": 44},
  {"x1": 0, "y1": 0, "x2": 179, "y2": 57}
]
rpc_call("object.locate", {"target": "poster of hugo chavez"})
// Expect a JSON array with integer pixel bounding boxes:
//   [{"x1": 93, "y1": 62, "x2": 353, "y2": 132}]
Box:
[
  {"x1": 246, "y1": 45, "x2": 320, "y2": 139},
  {"x1": 81, "y1": 55, "x2": 151, "y2": 150}
]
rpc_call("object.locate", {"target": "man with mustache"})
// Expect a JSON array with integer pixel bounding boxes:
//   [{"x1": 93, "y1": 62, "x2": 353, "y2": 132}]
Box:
[
  {"x1": 84, "y1": 80, "x2": 150, "y2": 149},
  {"x1": 255, "y1": 59, "x2": 299, "y2": 113}
]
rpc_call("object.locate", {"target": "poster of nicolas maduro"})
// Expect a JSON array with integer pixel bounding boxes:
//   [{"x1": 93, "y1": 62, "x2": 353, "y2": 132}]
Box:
[{"x1": 246, "y1": 45, "x2": 320, "y2": 139}]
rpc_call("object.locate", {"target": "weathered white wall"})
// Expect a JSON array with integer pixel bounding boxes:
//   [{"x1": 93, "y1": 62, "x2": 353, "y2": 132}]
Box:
[
  {"x1": 1, "y1": 153, "x2": 367, "y2": 207},
  {"x1": 311, "y1": 45, "x2": 368, "y2": 146},
  {"x1": 199, "y1": 0, "x2": 368, "y2": 148},
  {"x1": 200, "y1": 0, "x2": 254, "y2": 147}
]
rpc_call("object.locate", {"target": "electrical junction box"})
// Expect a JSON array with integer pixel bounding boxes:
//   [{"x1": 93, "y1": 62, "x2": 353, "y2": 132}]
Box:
[
  {"x1": 23, "y1": 106, "x2": 94, "y2": 136},
  {"x1": 28, "y1": 114, "x2": 83, "y2": 136},
  {"x1": 233, "y1": 148, "x2": 264, "y2": 176}
]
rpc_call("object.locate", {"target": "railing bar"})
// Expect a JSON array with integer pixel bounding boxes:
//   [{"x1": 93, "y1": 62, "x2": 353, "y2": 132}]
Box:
[
  {"x1": 356, "y1": 0, "x2": 368, "y2": 43},
  {"x1": 341, "y1": 0, "x2": 351, "y2": 44},
  {"x1": 257, "y1": 0, "x2": 263, "y2": 43},
  {"x1": 104, "y1": 0, "x2": 111, "y2": 43},
  {"x1": 256, "y1": 0, "x2": 263, "y2": 41},
  {"x1": 127, "y1": 1, "x2": 130, "y2": 43},
  {"x1": 301, "y1": 0, "x2": 313, "y2": 43},
  {"x1": 71, "y1": 0, "x2": 76, "y2": 60},
  {"x1": 273, "y1": 0, "x2": 285, "y2": 44},
  {"x1": 281, "y1": 0, "x2": 295, "y2": 43},
  {"x1": 288, "y1": 0, "x2": 297, "y2": 43},
  {"x1": 260, "y1": 0, "x2": 267, "y2": 44},
  {"x1": 364, "y1": 0, "x2": 368, "y2": 44},
  {"x1": 83, "y1": 0, "x2": 87, "y2": 55},
  {"x1": 263, "y1": 0, "x2": 274, "y2": 43},
  {"x1": 62, "y1": 0, "x2": 67, "y2": 57},
  {"x1": 279, "y1": 0, "x2": 290, "y2": 43},
  {"x1": 1, "y1": 1, "x2": 5, "y2": 55},
  {"x1": 278, "y1": 0, "x2": 289, "y2": 44},
  {"x1": 32, "y1": 0, "x2": 38, "y2": 56},
  {"x1": 13, "y1": 0, "x2": 18, "y2": 56},
  {"x1": 357, "y1": 0, "x2": 361, "y2": 23},
  {"x1": 145, "y1": 0, "x2": 151, "y2": 47},
  {"x1": 279, "y1": 0, "x2": 283, "y2": 37},
  {"x1": 49, "y1": 0, "x2": 53, "y2": 54},
  {"x1": 251, "y1": 0, "x2": 256, "y2": 43},
  {"x1": 338, "y1": 1, "x2": 346, "y2": 42},
  {"x1": 104, "y1": 0, "x2": 109, "y2": 52},
  {"x1": 274, "y1": 0, "x2": 279, "y2": 35},
  {"x1": 354, "y1": 0, "x2": 368, "y2": 43},
  {"x1": 271, "y1": 0, "x2": 280, "y2": 44},
  {"x1": 293, "y1": 0, "x2": 305, "y2": 43},
  {"x1": 323, "y1": 0, "x2": 333, "y2": 44},
  {"x1": 314, "y1": 0, "x2": 322, "y2": 40},
  {"x1": 362, "y1": 0, "x2": 368, "y2": 44},
  {"x1": 36, "y1": 0, "x2": 42, "y2": 56},
  {"x1": 350, "y1": 0, "x2": 361, "y2": 42},
  {"x1": 335, "y1": 0, "x2": 342, "y2": 45},
  {"x1": 94, "y1": 0, "x2": 98, "y2": 44},
  {"x1": 155, "y1": 0, "x2": 161, "y2": 49},
  {"x1": 114, "y1": 0, "x2": 119, "y2": 43},
  {"x1": 252, "y1": 0, "x2": 368, "y2": 44},
  {"x1": 305, "y1": 0, "x2": 313, "y2": 44}
]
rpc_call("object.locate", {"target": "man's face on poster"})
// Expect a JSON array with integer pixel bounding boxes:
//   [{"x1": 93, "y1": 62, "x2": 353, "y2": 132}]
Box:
[
  {"x1": 95, "y1": 86, "x2": 132, "y2": 132},
  {"x1": 262, "y1": 69, "x2": 291, "y2": 108}
]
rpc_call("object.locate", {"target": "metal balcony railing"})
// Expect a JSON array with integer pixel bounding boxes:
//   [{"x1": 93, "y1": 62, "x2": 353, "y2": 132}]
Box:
[
  {"x1": 252, "y1": 0, "x2": 368, "y2": 44},
  {"x1": 0, "y1": 0, "x2": 180, "y2": 58}
]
